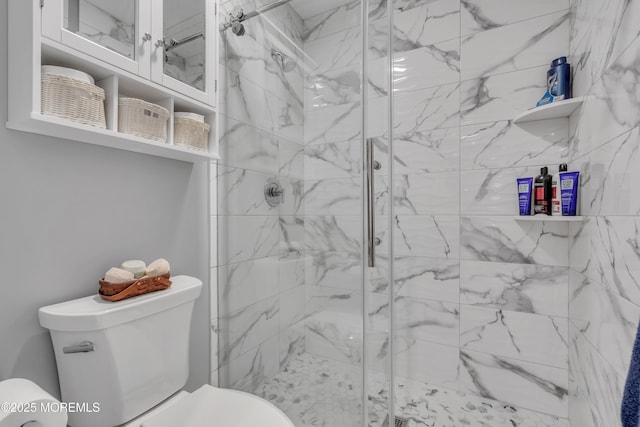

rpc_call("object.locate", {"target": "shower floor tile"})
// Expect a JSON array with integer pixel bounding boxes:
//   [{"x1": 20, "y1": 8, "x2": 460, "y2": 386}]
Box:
[{"x1": 257, "y1": 353, "x2": 569, "y2": 427}]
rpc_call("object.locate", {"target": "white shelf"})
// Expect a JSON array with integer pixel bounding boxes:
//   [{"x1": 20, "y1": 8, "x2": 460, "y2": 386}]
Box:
[
  {"x1": 514, "y1": 215, "x2": 584, "y2": 222},
  {"x1": 7, "y1": 113, "x2": 219, "y2": 163},
  {"x1": 513, "y1": 97, "x2": 585, "y2": 124}
]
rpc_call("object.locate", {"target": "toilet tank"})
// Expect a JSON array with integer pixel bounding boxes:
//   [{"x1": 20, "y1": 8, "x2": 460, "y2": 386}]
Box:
[{"x1": 39, "y1": 275, "x2": 202, "y2": 427}]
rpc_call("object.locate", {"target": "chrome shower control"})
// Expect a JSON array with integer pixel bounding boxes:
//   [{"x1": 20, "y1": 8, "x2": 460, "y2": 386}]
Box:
[{"x1": 265, "y1": 178, "x2": 284, "y2": 207}]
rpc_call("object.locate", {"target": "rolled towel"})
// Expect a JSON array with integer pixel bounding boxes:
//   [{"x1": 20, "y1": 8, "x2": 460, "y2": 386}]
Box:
[
  {"x1": 145, "y1": 258, "x2": 170, "y2": 277},
  {"x1": 121, "y1": 260, "x2": 146, "y2": 279},
  {"x1": 104, "y1": 267, "x2": 134, "y2": 284}
]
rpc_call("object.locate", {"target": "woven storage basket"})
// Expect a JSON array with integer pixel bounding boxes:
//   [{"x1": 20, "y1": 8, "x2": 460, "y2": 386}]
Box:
[
  {"x1": 174, "y1": 116, "x2": 210, "y2": 151},
  {"x1": 118, "y1": 98, "x2": 169, "y2": 142},
  {"x1": 99, "y1": 272, "x2": 172, "y2": 302},
  {"x1": 41, "y1": 73, "x2": 106, "y2": 128}
]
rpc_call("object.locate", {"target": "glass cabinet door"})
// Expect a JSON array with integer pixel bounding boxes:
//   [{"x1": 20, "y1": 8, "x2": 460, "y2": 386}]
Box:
[
  {"x1": 153, "y1": 0, "x2": 215, "y2": 105},
  {"x1": 41, "y1": 0, "x2": 152, "y2": 76},
  {"x1": 64, "y1": 0, "x2": 136, "y2": 60}
]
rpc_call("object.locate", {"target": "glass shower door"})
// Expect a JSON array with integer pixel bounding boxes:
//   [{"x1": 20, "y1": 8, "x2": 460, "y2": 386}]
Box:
[{"x1": 216, "y1": 0, "x2": 393, "y2": 425}]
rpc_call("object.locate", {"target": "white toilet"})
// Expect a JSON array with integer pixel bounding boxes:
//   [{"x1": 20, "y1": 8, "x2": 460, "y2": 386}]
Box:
[{"x1": 37, "y1": 275, "x2": 294, "y2": 427}]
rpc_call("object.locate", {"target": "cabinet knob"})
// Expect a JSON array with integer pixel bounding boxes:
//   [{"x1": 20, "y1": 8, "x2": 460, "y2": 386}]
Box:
[
  {"x1": 155, "y1": 39, "x2": 166, "y2": 48},
  {"x1": 142, "y1": 32, "x2": 152, "y2": 42}
]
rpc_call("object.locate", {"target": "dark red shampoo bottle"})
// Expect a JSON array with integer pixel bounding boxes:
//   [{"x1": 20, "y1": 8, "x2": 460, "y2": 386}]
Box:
[{"x1": 533, "y1": 167, "x2": 552, "y2": 215}]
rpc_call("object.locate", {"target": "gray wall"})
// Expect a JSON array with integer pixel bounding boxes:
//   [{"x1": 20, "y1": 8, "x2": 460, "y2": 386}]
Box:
[{"x1": 0, "y1": 3, "x2": 209, "y2": 398}]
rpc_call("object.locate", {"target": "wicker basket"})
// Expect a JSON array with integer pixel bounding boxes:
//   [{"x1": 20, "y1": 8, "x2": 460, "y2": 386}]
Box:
[
  {"x1": 174, "y1": 116, "x2": 210, "y2": 151},
  {"x1": 99, "y1": 272, "x2": 172, "y2": 302},
  {"x1": 118, "y1": 98, "x2": 169, "y2": 142},
  {"x1": 41, "y1": 73, "x2": 106, "y2": 128}
]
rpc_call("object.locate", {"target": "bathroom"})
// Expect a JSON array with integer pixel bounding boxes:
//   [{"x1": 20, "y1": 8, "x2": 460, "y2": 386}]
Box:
[{"x1": 1, "y1": 0, "x2": 639, "y2": 426}]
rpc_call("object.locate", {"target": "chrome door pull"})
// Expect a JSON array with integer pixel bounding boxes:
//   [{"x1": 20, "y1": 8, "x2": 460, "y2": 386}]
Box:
[
  {"x1": 366, "y1": 138, "x2": 378, "y2": 267},
  {"x1": 63, "y1": 341, "x2": 95, "y2": 354}
]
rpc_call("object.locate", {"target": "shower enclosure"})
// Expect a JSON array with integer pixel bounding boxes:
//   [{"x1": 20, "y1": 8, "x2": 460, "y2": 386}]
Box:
[{"x1": 217, "y1": 0, "x2": 573, "y2": 426}]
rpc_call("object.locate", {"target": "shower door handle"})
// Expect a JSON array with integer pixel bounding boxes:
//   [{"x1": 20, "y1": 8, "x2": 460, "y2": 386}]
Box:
[{"x1": 366, "y1": 137, "x2": 379, "y2": 267}]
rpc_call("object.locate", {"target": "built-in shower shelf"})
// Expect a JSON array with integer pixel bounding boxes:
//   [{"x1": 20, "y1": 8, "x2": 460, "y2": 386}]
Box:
[
  {"x1": 514, "y1": 215, "x2": 585, "y2": 222},
  {"x1": 513, "y1": 97, "x2": 585, "y2": 124}
]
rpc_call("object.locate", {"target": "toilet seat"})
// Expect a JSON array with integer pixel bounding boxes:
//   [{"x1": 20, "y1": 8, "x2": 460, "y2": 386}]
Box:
[{"x1": 138, "y1": 385, "x2": 294, "y2": 427}]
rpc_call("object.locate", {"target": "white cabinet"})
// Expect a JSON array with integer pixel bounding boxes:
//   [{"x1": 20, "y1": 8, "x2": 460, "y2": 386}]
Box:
[
  {"x1": 40, "y1": 0, "x2": 215, "y2": 105},
  {"x1": 7, "y1": 0, "x2": 218, "y2": 162}
]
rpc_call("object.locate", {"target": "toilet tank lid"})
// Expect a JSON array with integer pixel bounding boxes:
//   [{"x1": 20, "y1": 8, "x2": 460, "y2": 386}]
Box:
[{"x1": 38, "y1": 275, "x2": 202, "y2": 332}]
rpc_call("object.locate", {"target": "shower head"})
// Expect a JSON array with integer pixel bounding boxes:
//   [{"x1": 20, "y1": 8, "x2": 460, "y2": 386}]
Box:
[
  {"x1": 231, "y1": 21, "x2": 246, "y2": 36},
  {"x1": 271, "y1": 49, "x2": 296, "y2": 73}
]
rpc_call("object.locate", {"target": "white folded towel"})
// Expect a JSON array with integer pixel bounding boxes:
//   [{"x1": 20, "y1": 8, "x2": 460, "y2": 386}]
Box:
[
  {"x1": 104, "y1": 267, "x2": 134, "y2": 284},
  {"x1": 145, "y1": 258, "x2": 170, "y2": 277}
]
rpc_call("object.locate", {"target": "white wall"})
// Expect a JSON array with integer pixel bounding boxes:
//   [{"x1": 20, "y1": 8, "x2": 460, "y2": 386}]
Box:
[{"x1": 0, "y1": 2, "x2": 210, "y2": 398}]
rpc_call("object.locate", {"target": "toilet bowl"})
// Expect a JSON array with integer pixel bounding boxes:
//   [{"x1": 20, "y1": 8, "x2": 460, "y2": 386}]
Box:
[{"x1": 38, "y1": 275, "x2": 294, "y2": 427}]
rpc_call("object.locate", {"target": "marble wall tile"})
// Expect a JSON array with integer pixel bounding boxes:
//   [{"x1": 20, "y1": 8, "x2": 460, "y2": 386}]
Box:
[
  {"x1": 218, "y1": 256, "x2": 280, "y2": 313},
  {"x1": 569, "y1": 269, "x2": 639, "y2": 377},
  {"x1": 218, "y1": 334, "x2": 280, "y2": 393},
  {"x1": 279, "y1": 252, "x2": 306, "y2": 291},
  {"x1": 221, "y1": 68, "x2": 304, "y2": 143},
  {"x1": 304, "y1": 140, "x2": 361, "y2": 180},
  {"x1": 386, "y1": 0, "x2": 461, "y2": 50},
  {"x1": 218, "y1": 216, "x2": 279, "y2": 265},
  {"x1": 569, "y1": 324, "x2": 625, "y2": 427},
  {"x1": 305, "y1": 65, "x2": 361, "y2": 110},
  {"x1": 279, "y1": 324, "x2": 305, "y2": 369},
  {"x1": 218, "y1": 116, "x2": 279, "y2": 173},
  {"x1": 570, "y1": 216, "x2": 640, "y2": 307},
  {"x1": 279, "y1": 177, "x2": 305, "y2": 216},
  {"x1": 369, "y1": 40, "x2": 460, "y2": 96},
  {"x1": 461, "y1": 11, "x2": 570, "y2": 80},
  {"x1": 460, "y1": 260, "x2": 569, "y2": 317},
  {"x1": 303, "y1": 178, "x2": 361, "y2": 215},
  {"x1": 304, "y1": 26, "x2": 363, "y2": 76},
  {"x1": 304, "y1": 101, "x2": 362, "y2": 145},
  {"x1": 279, "y1": 284, "x2": 306, "y2": 329},
  {"x1": 460, "y1": 306, "x2": 569, "y2": 368},
  {"x1": 220, "y1": 295, "x2": 280, "y2": 364},
  {"x1": 278, "y1": 140, "x2": 305, "y2": 180},
  {"x1": 303, "y1": 0, "x2": 360, "y2": 43},
  {"x1": 461, "y1": 216, "x2": 569, "y2": 266},
  {"x1": 218, "y1": 166, "x2": 279, "y2": 216},
  {"x1": 392, "y1": 257, "x2": 460, "y2": 303},
  {"x1": 394, "y1": 337, "x2": 460, "y2": 388},
  {"x1": 376, "y1": 128, "x2": 460, "y2": 174},
  {"x1": 379, "y1": 172, "x2": 459, "y2": 215},
  {"x1": 305, "y1": 215, "x2": 361, "y2": 252},
  {"x1": 391, "y1": 215, "x2": 460, "y2": 258},
  {"x1": 306, "y1": 250, "x2": 362, "y2": 291},
  {"x1": 460, "y1": 350, "x2": 569, "y2": 417},
  {"x1": 369, "y1": 294, "x2": 460, "y2": 347},
  {"x1": 461, "y1": 66, "x2": 547, "y2": 126},
  {"x1": 391, "y1": 83, "x2": 460, "y2": 134},
  {"x1": 279, "y1": 215, "x2": 305, "y2": 255},
  {"x1": 460, "y1": 119, "x2": 569, "y2": 170},
  {"x1": 461, "y1": 0, "x2": 569, "y2": 36}
]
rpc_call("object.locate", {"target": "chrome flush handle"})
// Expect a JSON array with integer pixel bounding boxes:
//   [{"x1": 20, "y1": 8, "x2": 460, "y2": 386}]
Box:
[{"x1": 63, "y1": 341, "x2": 95, "y2": 354}]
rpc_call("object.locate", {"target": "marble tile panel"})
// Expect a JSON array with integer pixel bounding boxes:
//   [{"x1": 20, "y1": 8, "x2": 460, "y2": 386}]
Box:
[
  {"x1": 303, "y1": 178, "x2": 362, "y2": 215},
  {"x1": 304, "y1": 101, "x2": 362, "y2": 145},
  {"x1": 304, "y1": 26, "x2": 363, "y2": 76},
  {"x1": 460, "y1": 350, "x2": 569, "y2": 417},
  {"x1": 369, "y1": 294, "x2": 460, "y2": 346},
  {"x1": 303, "y1": 0, "x2": 361, "y2": 43},
  {"x1": 391, "y1": 82, "x2": 460, "y2": 134},
  {"x1": 393, "y1": 337, "x2": 460, "y2": 388},
  {"x1": 460, "y1": 260, "x2": 569, "y2": 317},
  {"x1": 461, "y1": 216, "x2": 569, "y2": 266},
  {"x1": 461, "y1": 119, "x2": 569, "y2": 170},
  {"x1": 304, "y1": 64, "x2": 361, "y2": 110},
  {"x1": 217, "y1": 216, "x2": 279, "y2": 265},
  {"x1": 461, "y1": 66, "x2": 548, "y2": 125},
  {"x1": 460, "y1": 306, "x2": 569, "y2": 368},
  {"x1": 569, "y1": 269, "x2": 639, "y2": 377},
  {"x1": 461, "y1": 11, "x2": 570, "y2": 80},
  {"x1": 278, "y1": 140, "x2": 305, "y2": 180},
  {"x1": 218, "y1": 334, "x2": 280, "y2": 393},
  {"x1": 376, "y1": 127, "x2": 460, "y2": 174},
  {"x1": 219, "y1": 295, "x2": 280, "y2": 363},
  {"x1": 218, "y1": 116, "x2": 279, "y2": 173},
  {"x1": 218, "y1": 256, "x2": 280, "y2": 313},
  {"x1": 568, "y1": 324, "x2": 626, "y2": 427},
  {"x1": 220, "y1": 68, "x2": 304, "y2": 143},
  {"x1": 461, "y1": 0, "x2": 570, "y2": 36},
  {"x1": 279, "y1": 251, "x2": 306, "y2": 291},
  {"x1": 569, "y1": 216, "x2": 640, "y2": 307},
  {"x1": 304, "y1": 140, "x2": 361, "y2": 180},
  {"x1": 217, "y1": 166, "x2": 279, "y2": 216},
  {"x1": 391, "y1": 215, "x2": 460, "y2": 258},
  {"x1": 379, "y1": 172, "x2": 460, "y2": 215}
]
